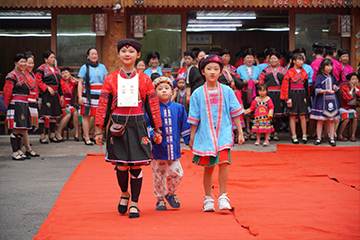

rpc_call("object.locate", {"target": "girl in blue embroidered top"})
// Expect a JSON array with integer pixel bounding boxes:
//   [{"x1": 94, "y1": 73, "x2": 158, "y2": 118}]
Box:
[
  {"x1": 310, "y1": 58, "x2": 339, "y2": 147},
  {"x1": 188, "y1": 54, "x2": 245, "y2": 212},
  {"x1": 147, "y1": 76, "x2": 191, "y2": 211}
]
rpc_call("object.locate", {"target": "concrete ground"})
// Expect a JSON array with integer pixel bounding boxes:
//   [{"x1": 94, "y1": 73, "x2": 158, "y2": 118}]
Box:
[{"x1": 0, "y1": 132, "x2": 358, "y2": 240}]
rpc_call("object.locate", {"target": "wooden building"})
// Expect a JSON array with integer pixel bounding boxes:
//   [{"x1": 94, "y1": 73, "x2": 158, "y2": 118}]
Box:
[{"x1": 0, "y1": 0, "x2": 359, "y2": 88}]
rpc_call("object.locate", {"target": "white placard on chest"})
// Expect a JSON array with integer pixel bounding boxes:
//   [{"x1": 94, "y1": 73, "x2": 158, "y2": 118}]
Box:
[{"x1": 117, "y1": 74, "x2": 139, "y2": 107}]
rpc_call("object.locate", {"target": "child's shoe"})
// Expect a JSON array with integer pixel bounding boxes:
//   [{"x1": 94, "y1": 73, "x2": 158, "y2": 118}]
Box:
[
  {"x1": 302, "y1": 135, "x2": 307, "y2": 144},
  {"x1": 217, "y1": 193, "x2": 231, "y2": 210},
  {"x1": 156, "y1": 199, "x2": 167, "y2": 211},
  {"x1": 314, "y1": 138, "x2": 322, "y2": 145},
  {"x1": 165, "y1": 193, "x2": 180, "y2": 208},
  {"x1": 254, "y1": 140, "x2": 261, "y2": 146},
  {"x1": 292, "y1": 136, "x2": 299, "y2": 144},
  {"x1": 203, "y1": 196, "x2": 215, "y2": 212},
  {"x1": 263, "y1": 140, "x2": 270, "y2": 146},
  {"x1": 329, "y1": 139, "x2": 336, "y2": 147}
]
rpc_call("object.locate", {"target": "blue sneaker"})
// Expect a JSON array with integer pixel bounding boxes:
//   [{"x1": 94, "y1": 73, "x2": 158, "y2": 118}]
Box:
[
  {"x1": 156, "y1": 199, "x2": 167, "y2": 211},
  {"x1": 165, "y1": 194, "x2": 180, "y2": 208}
]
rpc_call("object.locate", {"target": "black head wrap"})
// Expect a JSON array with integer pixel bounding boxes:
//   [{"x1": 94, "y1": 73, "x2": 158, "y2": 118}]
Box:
[
  {"x1": 198, "y1": 54, "x2": 224, "y2": 81},
  {"x1": 346, "y1": 72, "x2": 358, "y2": 81},
  {"x1": 183, "y1": 51, "x2": 192, "y2": 56},
  {"x1": 337, "y1": 49, "x2": 349, "y2": 57},
  {"x1": 117, "y1": 38, "x2": 142, "y2": 53},
  {"x1": 60, "y1": 67, "x2": 70, "y2": 73}
]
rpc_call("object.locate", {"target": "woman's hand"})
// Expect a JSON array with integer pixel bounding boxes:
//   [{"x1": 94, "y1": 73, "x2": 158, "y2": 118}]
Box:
[
  {"x1": 48, "y1": 87, "x2": 55, "y2": 96},
  {"x1": 60, "y1": 96, "x2": 65, "y2": 106},
  {"x1": 327, "y1": 90, "x2": 334, "y2": 94},
  {"x1": 78, "y1": 97, "x2": 84, "y2": 105},
  {"x1": 95, "y1": 134, "x2": 103, "y2": 146}
]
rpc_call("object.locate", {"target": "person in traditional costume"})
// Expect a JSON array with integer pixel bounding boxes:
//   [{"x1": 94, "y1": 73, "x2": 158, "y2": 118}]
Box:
[
  {"x1": 22, "y1": 52, "x2": 40, "y2": 158},
  {"x1": 259, "y1": 51, "x2": 286, "y2": 141},
  {"x1": 144, "y1": 51, "x2": 162, "y2": 78},
  {"x1": 35, "y1": 50, "x2": 64, "y2": 144},
  {"x1": 148, "y1": 76, "x2": 191, "y2": 211},
  {"x1": 55, "y1": 67, "x2": 80, "y2": 141},
  {"x1": 188, "y1": 54, "x2": 245, "y2": 212},
  {"x1": 177, "y1": 50, "x2": 192, "y2": 79},
  {"x1": 292, "y1": 48, "x2": 314, "y2": 87},
  {"x1": 171, "y1": 72, "x2": 189, "y2": 113},
  {"x1": 185, "y1": 50, "x2": 207, "y2": 105},
  {"x1": 236, "y1": 48, "x2": 260, "y2": 140},
  {"x1": 280, "y1": 53, "x2": 310, "y2": 144},
  {"x1": 94, "y1": 39, "x2": 162, "y2": 218},
  {"x1": 244, "y1": 84, "x2": 274, "y2": 146},
  {"x1": 337, "y1": 73, "x2": 359, "y2": 142},
  {"x1": 4, "y1": 54, "x2": 35, "y2": 160},
  {"x1": 338, "y1": 49, "x2": 354, "y2": 86},
  {"x1": 310, "y1": 58, "x2": 340, "y2": 146},
  {"x1": 219, "y1": 49, "x2": 243, "y2": 89},
  {"x1": 78, "y1": 48, "x2": 108, "y2": 146}
]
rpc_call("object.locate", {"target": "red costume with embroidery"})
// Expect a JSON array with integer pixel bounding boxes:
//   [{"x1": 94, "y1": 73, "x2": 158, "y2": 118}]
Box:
[
  {"x1": 95, "y1": 69, "x2": 162, "y2": 129},
  {"x1": 60, "y1": 79, "x2": 77, "y2": 108},
  {"x1": 341, "y1": 84, "x2": 360, "y2": 110},
  {"x1": 280, "y1": 68, "x2": 309, "y2": 100}
]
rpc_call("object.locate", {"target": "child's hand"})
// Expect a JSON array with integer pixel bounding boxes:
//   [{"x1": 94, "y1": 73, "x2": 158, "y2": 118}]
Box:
[
  {"x1": 244, "y1": 109, "x2": 250, "y2": 115},
  {"x1": 189, "y1": 138, "x2": 194, "y2": 150},
  {"x1": 238, "y1": 133, "x2": 245, "y2": 145},
  {"x1": 287, "y1": 101, "x2": 292, "y2": 108},
  {"x1": 328, "y1": 90, "x2": 334, "y2": 94},
  {"x1": 153, "y1": 132, "x2": 162, "y2": 144},
  {"x1": 333, "y1": 85, "x2": 338, "y2": 92}
]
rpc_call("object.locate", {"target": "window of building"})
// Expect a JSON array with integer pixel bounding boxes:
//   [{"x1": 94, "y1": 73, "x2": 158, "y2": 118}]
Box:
[
  {"x1": 295, "y1": 14, "x2": 341, "y2": 63},
  {"x1": 56, "y1": 15, "x2": 96, "y2": 71},
  {"x1": 137, "y1": 14, "x2": 181, "y2": 72}
]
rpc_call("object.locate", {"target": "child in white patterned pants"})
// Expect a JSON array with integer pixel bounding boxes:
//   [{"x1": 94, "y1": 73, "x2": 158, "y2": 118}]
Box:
[
  {"x1": 147, "y1": 76, "x2": 191, "y2": 211},
  {"x1": 152, "y1": 159, "x2": 183, "y2": 205}
]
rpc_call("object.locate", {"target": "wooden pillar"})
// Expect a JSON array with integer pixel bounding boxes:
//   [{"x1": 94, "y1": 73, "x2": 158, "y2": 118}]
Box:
[
  {"x1": 350, "y1": 7, "x2": 360, "y2": 71},
  {"x1": 289, "y1": 10, "x2": 295, "y2": 51},
  {"x1": 103, "y1": 8, "x2": 127, "y2": 73},
  {"x1": 181, "y1": 9, "x2": 187, "y2": 57},
  {"x1": 51, "y1": 11, "x2": 57, "y2": 54}
]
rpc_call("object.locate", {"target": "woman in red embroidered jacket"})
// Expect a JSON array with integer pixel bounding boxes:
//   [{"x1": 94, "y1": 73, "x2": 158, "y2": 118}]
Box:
[
  {"x1": 35, "y1": 50, "x2": 64, "y2": 144},
  {"x1": 280, "y1": 53, "x2": 310, "y2": 144},
  {"x1": 94, "y1": 39, "x2": 162, "y2": 218},
  {"x1": 3, "y1": 54, "x2": 34, "y2": 160}
]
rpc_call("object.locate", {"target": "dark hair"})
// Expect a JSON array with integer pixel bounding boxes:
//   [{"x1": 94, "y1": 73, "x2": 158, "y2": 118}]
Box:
[
  {"x1": 269, "y1": 51, "x2": 281, "y2": 60},
  {"x1": 135, "y1": 58, "x2": 145, "y2": 67},
  {"x1": 293, "y1": 47, "x2": 306, "y2": 56},
  {"x1": 147, "y1": 52, "x2": 160, "y2": 63},
  {"x1": 290, "y1": 53, "x2": 304, "y2": 68},
  {"x1": 25, "y1": 51, "x2": 34, "y2": 60},
  {"x1": 150, "y1": 73, "x2": 160, "y2": 82},
  {"x1": 312, "y1": 42, "x2": 324, "y2": 55},
  {"x1": 264, "y1": 48, "x2": 276, "y2": 57},
  {"x1": 257, "y1": 84, "x2": 268, "y2": 92},
  {"x1": 324, "y1": 43, "x2": 337, "y2": 57},
  {"x1": 183, "y1": 51, "x2": 192, "y2": 56},
  {"x1": 337, "y1": 49, "x2": 349, "y2": 57},
  {"x1": 86, "y1": 47, "x2": 97, "y2": 56},
  {"x1": 14, "y1": 53, "x2": 26, "y2": 63},
  {"x1": 163, "y1": 64, "x2": 171, "y2": 69},
  {"x1": 243, "y1": 48, "x2": 255, "y2": 57},
  {"x1": 317, "y1": 58, "x2": 334, "y2": 77},
  {"x1": 220, "y1": 49, "x2": 231, "y2": 56},
  {"x1": 42, "y1": 50, "x2": 55, "y2": 60},
  {"x1": 60, "y1": 67, "x2": 70, "y2": 72},
  {"x1": 209, "y1": 47, "x2": 221, "y2": 55}
]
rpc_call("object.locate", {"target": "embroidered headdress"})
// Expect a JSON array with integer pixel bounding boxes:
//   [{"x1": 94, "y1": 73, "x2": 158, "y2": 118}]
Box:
[
  {"x1": 198, "y1": 54, "x2": 224, "y2": 81},
  {"x1": 153, "y1": 76, "x2": 173, "y2": 89}
]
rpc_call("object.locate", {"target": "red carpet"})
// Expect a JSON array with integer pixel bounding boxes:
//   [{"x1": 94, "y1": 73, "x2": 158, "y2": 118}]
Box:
[{"x1": 33, "y1": 145, "x2": 360, "y2": 240}]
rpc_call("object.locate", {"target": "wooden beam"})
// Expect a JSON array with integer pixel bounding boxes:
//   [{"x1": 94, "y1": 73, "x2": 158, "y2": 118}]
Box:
[
  {"x1": 289, "y1": 10, "x2": 295, "y2": 51},
  {"x1": 181, "y1": 9, "x2": 187, "y2": 59}
]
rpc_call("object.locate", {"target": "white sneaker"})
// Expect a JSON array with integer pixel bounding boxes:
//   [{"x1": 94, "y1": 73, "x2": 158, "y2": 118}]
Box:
[
  {"x1": 203, "y1": 196, "x2": 215, "y2": 212},
  {"x1": 218, "y1": 193, "x2": 231, "y2": 210}
]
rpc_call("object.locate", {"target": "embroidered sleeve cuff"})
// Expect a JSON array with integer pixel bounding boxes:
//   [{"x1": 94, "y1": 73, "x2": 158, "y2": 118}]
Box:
[
  {"x1": 315, "y1": 88, "x2": 323, "y2": 95},
  {"x1": 230, "y1": 107, "x2": 244, "y2": 118},
  {"x1": 181, "y1": 129, "x2": 191, "y2": 136},
  {"x1": 188, "y1": 117, "x2": 200, "y2": 125}
]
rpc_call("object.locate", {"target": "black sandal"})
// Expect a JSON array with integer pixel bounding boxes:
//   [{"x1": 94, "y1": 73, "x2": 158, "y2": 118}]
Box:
[
  {"x1": 84, "y1": 139, "x2": 94, "y2": 146},
  {"x1": 49, "y1": 137, "x2": 60, "y2": 143},
  {"x1": 39, "y1": 138, "x2": 49, "y2": 144},
  {"x1": 12, "y1": 153, "x2": 25, "y2": 161},
  {"x1": 129, "y1": 206, "x2": 140, "y2": 218},
  {"x1": 74, "y1": 137, "x2": 79, "y2": 142},
  {"x1": 26, "y1": 150, "x2": 40, "y2": 158},
  {"x1": 118, "y1": 196, "x2": 130, "y2": 214}
]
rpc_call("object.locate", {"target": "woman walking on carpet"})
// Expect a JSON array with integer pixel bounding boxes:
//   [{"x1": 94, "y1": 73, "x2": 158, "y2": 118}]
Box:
[
  {"x1": 94, "y1": 39, "x2": 162, "y2": 218},
  {"x1": 188, "y1": 54, "x2": 245, "y2": 212}
]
